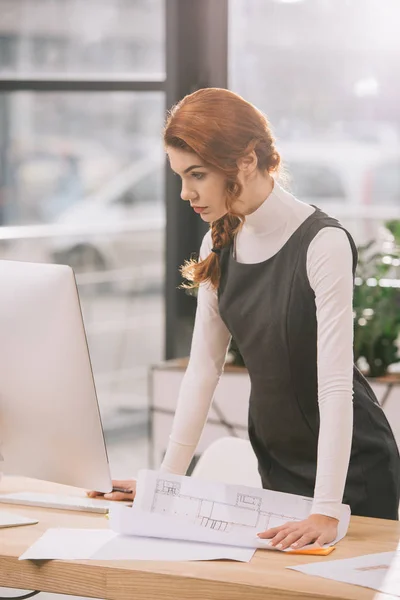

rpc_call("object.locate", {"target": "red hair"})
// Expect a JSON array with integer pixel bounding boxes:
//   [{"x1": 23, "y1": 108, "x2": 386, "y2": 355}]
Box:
[{"x1": 164, "y1": 88, "x2": 281, "y2": 288}]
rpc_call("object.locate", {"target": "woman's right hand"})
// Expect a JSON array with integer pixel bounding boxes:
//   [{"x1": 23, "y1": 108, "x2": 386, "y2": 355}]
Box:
[{"x1": 86, "y1": 479, "x2": 137, "y2": 502}]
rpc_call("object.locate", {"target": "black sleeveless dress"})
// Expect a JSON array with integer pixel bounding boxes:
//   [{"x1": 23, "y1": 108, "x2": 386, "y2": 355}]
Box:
[{"x1": 217, "y1": 208, "x2": 400, "y2": 520}]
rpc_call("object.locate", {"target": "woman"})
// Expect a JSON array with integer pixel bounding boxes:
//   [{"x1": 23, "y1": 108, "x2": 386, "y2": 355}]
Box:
[{"x1": 90, "y1": 88, "x2": 400, "y2": 549}]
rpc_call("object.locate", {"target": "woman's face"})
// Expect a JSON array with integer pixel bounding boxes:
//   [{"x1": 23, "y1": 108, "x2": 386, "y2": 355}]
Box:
[{"x1": 166, "y1": 147, "x2": 228, "y2": 223}]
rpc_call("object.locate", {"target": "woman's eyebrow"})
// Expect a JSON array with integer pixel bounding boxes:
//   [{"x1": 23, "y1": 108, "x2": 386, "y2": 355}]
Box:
[
  {"x1": 183, "y1": 164, "x2": 205, "y2": 174},
  {"x1": 169, "y1": 164, "x2": 205, "y2": 176}
]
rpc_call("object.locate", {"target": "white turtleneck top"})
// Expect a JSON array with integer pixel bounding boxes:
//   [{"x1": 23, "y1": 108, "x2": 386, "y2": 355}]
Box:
[{"x1": 160, "y1": 182, "x2": 354, "y2": 521}]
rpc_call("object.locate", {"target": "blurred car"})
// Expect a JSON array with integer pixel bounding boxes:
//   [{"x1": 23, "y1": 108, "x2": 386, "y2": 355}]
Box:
[
  {"x1": 0, "y1": 151, "x2": 165, "y2": 295},
  {"x1": 50, "y1": 152, "x2": 165, "y2": 293},
  {"x1": 279, "y1": 140, "x2": 400, "y2": 211},
  {"x1": 277, "y1": 140, "x2": 400, "y2": 243},
  {"x1": 3, "y1": 137, "x2": 121, "y2": 225}
]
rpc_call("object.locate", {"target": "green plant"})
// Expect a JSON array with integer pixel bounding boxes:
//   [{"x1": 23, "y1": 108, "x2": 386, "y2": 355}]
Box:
[{"x1": 353, "y1": 221, "x2": 400, "y2": 377}]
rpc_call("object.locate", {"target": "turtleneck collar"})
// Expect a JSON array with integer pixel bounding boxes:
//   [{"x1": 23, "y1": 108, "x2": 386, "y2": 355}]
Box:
[{"x1": 243, "y1": 180, "x2": 290, "y2": 235}]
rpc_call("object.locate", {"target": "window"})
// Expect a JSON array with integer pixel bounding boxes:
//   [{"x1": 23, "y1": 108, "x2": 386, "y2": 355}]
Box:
[
  {"x1": 229, "y1": 0, "x2": 400, "y2": 239},
  {"x1": 0, "y1": 0, "x2": 166, "y2": 477},
  {"x1": 1, "y1": 91, "x2": 163, "y2": 224},
  {"x1": 0, "y1": 0, "x2": 164, "y2": 76}
]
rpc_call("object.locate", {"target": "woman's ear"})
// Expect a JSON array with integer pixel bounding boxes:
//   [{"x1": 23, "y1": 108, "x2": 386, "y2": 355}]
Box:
[{"x1": 237, "y1": 151, "x2": 258, "y2": 177}]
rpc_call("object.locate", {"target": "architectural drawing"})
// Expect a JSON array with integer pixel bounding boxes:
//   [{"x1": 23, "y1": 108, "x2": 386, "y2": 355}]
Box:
[
  {"x1": 133, "y1": 469, "x2": 349, "y2": 550},
  {"x1": 150, "y1": 476, "x2": 299, "y2": 534}
]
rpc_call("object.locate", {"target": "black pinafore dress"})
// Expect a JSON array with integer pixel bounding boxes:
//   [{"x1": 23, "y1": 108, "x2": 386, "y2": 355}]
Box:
[{"x1": 218, "y1": 208, "x2": 400, "y2": 520}]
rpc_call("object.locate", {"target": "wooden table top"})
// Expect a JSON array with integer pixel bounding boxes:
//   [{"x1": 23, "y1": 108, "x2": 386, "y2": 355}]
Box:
[{"x1": 1, "y1": 476, "x2": 399, "y2": 600}]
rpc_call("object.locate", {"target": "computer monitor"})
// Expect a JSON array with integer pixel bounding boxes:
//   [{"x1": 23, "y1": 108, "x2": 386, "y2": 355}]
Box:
[{"x1": 0, "y1": 259, "x2": 113, "y2": 493}]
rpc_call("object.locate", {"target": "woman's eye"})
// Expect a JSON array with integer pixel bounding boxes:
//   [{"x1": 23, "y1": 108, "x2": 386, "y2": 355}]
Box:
[{"x1": 192, "y1": 172, "x2": 205, "y2": 180}]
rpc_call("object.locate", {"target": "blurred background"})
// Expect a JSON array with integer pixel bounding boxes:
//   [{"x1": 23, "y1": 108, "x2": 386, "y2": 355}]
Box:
[{"x1": 0, "y1": 0, "x2": 399, "y2": 480}]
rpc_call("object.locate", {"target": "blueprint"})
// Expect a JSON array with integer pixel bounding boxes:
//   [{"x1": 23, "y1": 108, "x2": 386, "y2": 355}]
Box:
[
  {"x1": 110, "y1": 469, "x2": 351, "y2": 550},
  {"x1": 137, "y1": 469, "x2": 308, "y2": 534}
]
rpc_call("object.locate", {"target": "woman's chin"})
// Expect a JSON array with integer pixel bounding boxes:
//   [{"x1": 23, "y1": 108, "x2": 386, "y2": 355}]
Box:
[
  {"x1": 200, "y1": 212, "x2": 213, "y2": 223},
  {"x1": 201, "y1": 209, "x2": 227, "y2": 223}
]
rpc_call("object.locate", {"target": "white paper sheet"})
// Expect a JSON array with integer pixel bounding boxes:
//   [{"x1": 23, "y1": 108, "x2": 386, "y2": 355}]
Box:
[
  {"x1": 288, "y1": 550, "x2": 400, "y2": 596},
  {"x1": 0, "y1": 510, "x2": 38, "y2": 528},
  {"x1": 19, "y1": 528, "x2": 255, "y2": 562},
  {"x1": 128, "y1": 469, "x2": 350, "y2": 550},
  {"x1": 93, "y1": 534, "x2": 255, "y2": 562},
  {"x1": 19, "y1": 528, "x2": 117, "y2": 560}
]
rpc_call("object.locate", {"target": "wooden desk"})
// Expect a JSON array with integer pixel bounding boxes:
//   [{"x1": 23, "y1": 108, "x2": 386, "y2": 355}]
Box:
[{"x1": 0, "y1": 476, "x2": 399, "y2": 600}]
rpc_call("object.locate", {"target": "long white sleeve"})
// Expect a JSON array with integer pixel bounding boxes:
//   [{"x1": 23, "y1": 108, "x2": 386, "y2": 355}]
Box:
[
  {"x1": 160, "y1": 231, "x2": 231, "y2": 474},
  {"x1": 307, "y1": 227, "x2": 354, "y2": 520}
]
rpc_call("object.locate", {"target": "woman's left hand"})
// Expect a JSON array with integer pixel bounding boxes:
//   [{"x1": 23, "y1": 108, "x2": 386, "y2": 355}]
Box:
[{"x1": 257, "y1": 514, "x2": 338, "y2": 550}]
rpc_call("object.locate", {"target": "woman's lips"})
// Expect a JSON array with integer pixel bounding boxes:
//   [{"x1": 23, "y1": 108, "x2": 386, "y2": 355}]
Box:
[{"x1": 192, "y1": 206, "x2": 207, "y2": 214}]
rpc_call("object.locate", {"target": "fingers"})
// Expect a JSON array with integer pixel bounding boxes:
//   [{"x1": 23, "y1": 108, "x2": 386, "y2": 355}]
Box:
[
  {"x1": 103, "y1": 491, "x2": 133, "y2": 501},
  {"x1": 258, "y1": 516, "x2": 337, "y2": 551},
  {"x1": 86, "y1": 490, "x2": 133, "y2": 501},
  {"x1": 86, "y1": 480, "x2": 136, "y2": 500},
  {"x1": 269, "y1": 528, "x2": 293, "y2": 548},
  {"x1": 257, "y1": 524, "x2": 287, "y2": 539},
  {"x1": 316, "y1": 531, "x2": 334, "y2": 546},
  {"x1": 258, "y1": 521, "x2": 319, "y2": 550},
  {"x1": 260, "y1": 527, "x2": 334, "y2": 551},
  {"x1": 287, "y1": 531, "x2": 318, "y2": 550},
  {"x1": 112, "y1": 480, "x2": 135, "y2": 491},
  {"x1": 271, "y1": 527, "x2": 317, "y2": 550}
]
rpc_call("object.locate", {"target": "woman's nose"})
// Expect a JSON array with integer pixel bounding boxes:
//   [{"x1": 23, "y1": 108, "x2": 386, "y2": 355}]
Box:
[{"x1": 181, "y1": 185, "x2": 195, "y2": 202}]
